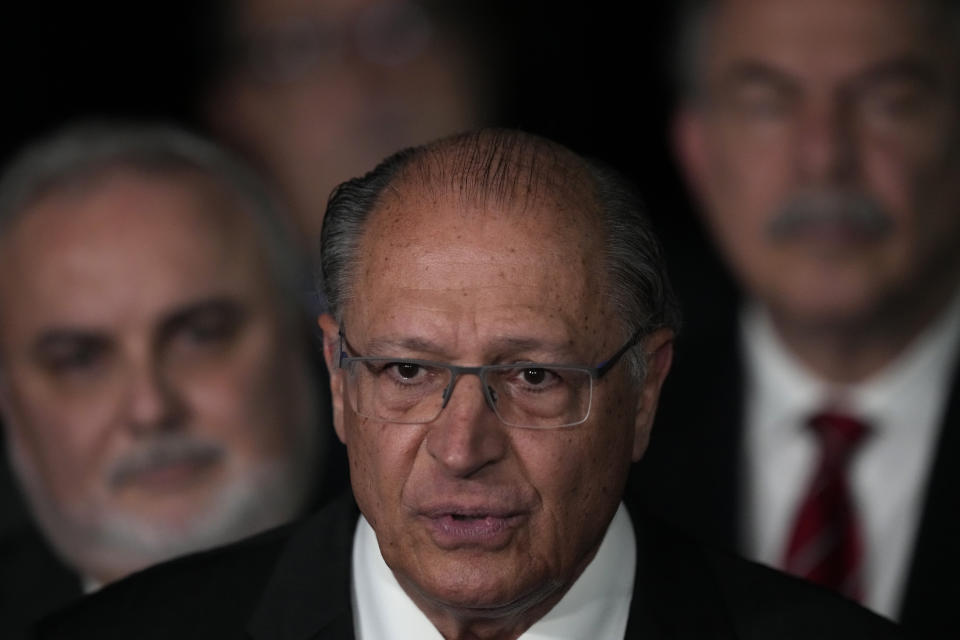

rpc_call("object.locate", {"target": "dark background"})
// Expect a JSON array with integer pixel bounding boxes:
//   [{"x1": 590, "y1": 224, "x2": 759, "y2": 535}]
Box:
[
  {"x1": 0, "y1": 0, "x2": 740, "y2": 566},
  {"x1": 0, "y1": 0, "x2": 736, "y2": 336}
]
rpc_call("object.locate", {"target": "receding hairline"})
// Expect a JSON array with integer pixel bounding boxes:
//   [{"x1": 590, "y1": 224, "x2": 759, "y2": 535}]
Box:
[
  {"x1": 16, "y1": 163, "x2": 254, "y2": 230},
  {"x1": 0, "y1": 165, "x2": 276, "y2": 280},
  {"x1": 0, "y1": 123, "x2": 311, "y2": 337},
  {"x1": 375, "y1": 129, "x2": 601, "y2": 224}
]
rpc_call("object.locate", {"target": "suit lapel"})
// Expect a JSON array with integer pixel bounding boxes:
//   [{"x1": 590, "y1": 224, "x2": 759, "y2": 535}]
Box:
[
  {"x1": 897, "y1": 348, "x2": 960, "y2": 637},
  {"x1": 624, "y1": 502, "x2": 738, "y2": 639},
  {"x1": 246, "y1": 493, "x2": 358, "y2": 640}
]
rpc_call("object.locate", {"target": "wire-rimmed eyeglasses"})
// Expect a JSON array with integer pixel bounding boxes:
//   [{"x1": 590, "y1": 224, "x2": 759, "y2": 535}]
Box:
[{"x1": 336, "y1": 328, "x2": 642, "y2": 429}]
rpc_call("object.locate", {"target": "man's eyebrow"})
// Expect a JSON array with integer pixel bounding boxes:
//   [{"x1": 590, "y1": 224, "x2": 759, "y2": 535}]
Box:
[
  {"x1": 32, "y1": 329, "x2": 107, "y2": 355},
  {"x1": 715, "y1": 61, "x2": 800, "y2": 93},
  {"x1": 486, "y1": 336, "x2": 576, "y2": 359},
  {"x1": 849, "y1": 57, "x2": 942, "y2": 91},
  {"x1": 362, "y1": 334, "x2": 577, "y2": 361},
  {"x1": 362, "y1": 335, "x2": 443, "y2": 356},
  {"x1": 158, "y1": 296, "x2": 245, "y2": 337}
]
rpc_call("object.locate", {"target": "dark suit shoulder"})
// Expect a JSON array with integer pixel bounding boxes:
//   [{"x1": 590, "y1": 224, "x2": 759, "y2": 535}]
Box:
[
  {"x1": 704, "y1": 547, "x2": 902, "y2": 639},
  {"x1": 37, "y1": 518, "x2": 297, "y2": 639},
  {"x1": 0, "y1": 524, "x2": 81, "y2": 640},
  {"x1": 37, "y1": 493, "x2": 359, "y2": 640},
  {"x1": 628, "y1": 504, "x2": 903, "y2": 639}
]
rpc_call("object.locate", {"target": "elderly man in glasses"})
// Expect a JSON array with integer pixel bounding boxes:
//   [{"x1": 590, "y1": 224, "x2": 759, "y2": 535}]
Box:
[{"x1": 40, "y1": 129, "x2": 899, "y2": 639}]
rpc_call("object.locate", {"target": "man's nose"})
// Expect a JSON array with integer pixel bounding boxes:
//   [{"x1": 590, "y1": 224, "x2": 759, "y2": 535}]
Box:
[
  {"x1": 795, "y1": 98, "x2": 856, "y2": 184},
  {"x1": 124, "y1": 357, "x2": 184, "y2": 435},
  {"x1": 425, "y1": 374, "x2": 507, "y2": 477}
]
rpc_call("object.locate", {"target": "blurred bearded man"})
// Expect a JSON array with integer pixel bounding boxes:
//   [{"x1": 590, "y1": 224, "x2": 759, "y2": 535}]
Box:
[{"x1": 0, "y1": 123, "x2": 326, "y2": 638}]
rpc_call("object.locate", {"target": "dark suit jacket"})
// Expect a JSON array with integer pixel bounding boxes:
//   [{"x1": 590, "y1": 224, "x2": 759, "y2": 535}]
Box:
[
  {"x1": 630, "y1": 315, "x2": 960, "y2": 639},
  {"x1": 37, "y1": 491, "x2": 900, "y2": 639},
  {"x1": 0, "y1": 524, "x2": 82, "y2": 640}
]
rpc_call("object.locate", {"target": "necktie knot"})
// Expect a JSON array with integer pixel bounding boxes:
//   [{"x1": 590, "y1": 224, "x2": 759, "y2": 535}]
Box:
[{"x1": 808, "y1": 411, "x2": 870, "y2": 463}]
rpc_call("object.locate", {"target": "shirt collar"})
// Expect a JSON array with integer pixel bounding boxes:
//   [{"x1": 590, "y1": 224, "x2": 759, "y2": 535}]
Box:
[
  {"x1": 351, "y1": 503, "x2": 636, "y2": 639},
  {"x1": 742, "y1": 286, "x2": 960, "y2": 433}
]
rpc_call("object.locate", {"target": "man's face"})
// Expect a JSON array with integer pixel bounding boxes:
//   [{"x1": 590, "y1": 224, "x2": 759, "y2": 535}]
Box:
[
  {"x1": 0, "y1": 170, "x2": 316, "y2": 582},
  {"x1": 320, "y1": 186, "x2": 670, "y2": 628},
  {"x1": 676, "y1": 0, "x2": 960, "y2": 329},
  {"x1": 207, "y1": 0, "x2": 489, "y2": 246}
]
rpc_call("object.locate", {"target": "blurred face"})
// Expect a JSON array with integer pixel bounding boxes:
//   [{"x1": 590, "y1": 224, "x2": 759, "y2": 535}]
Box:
[
  {"x1": 208, "y1": 0, "x2": 490, "y2": 247},
  {"x1": 320, "y1": 186, "x2": 671, "y2": 635},
  {"x1": 676, "y1": 0, "x2": 960, "y2": 330},
  {"x1": 0, "y1": 170, "x2": 316, "y2": 583}
]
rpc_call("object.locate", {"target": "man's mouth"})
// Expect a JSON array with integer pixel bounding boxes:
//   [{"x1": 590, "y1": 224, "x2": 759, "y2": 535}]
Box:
[
  {"x1": 109, "y1": 445, "x2": 223, "y2": 493},
  {"x1": 419, "y1": 507, "x2": 527, "y2": 549}
]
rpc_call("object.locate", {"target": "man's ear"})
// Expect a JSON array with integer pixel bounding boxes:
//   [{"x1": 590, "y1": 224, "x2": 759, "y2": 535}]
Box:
[
  {"x1": 672, "y1": 106, "x2": 712, "y2": 203},
  {"x1": 317, "y1": 313, "x2": 347, "y2": 445},
  {"x1": 632, "y1": 329, "x2": 675, "y2": 462}
]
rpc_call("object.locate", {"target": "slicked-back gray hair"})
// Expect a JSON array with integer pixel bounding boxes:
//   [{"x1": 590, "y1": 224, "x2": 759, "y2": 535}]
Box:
[
  {"x1": 0, "y1": 121, "x2": 308, "y2": 328},
  {"x1": 319, "y1": 128, "x2": 680, "y2": 381}
]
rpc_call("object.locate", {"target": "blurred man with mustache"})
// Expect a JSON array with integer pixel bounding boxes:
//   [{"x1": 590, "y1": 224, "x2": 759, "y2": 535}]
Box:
[
  {"x1": 633, "y1": 0, "x2": 960, "y2": 637},
  {"x1": 0, "y1": 123, "x2": 327, "y2": 638}
]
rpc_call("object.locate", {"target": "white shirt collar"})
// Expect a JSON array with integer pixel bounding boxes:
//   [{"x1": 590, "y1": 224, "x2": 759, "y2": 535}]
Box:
[
  {"x1": 741, "y1": 287, "x2": 960, "y2": 617},
  {"x1": 351, "y1": 503, "x2": 636, "y2": 640},
  {"x1": 742, "y1": 286, "x2": 960, "y2": 432}
]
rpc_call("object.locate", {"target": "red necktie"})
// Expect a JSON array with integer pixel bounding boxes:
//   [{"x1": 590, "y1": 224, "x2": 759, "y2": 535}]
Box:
[{"x1": 781, "y1": 411, "x2": 869, "y2": 600}]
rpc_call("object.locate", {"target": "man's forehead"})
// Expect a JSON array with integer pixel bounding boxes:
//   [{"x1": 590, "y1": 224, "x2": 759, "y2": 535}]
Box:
[
  {"x1": 360, "y1": 181, "x2": 603, "y2": 276},
  {"x1": 6, "y1": 168, "x2": 253, "y2": 255},
  {"x1": 377, "y1": 166, "x2": 597, "y2": 228},
  {"x1": 235, "y1": 0, "x2": 379, "y2": 25},
  {"x1": 703, "y1": 0, "x2": 949, "y2": 78},
  {"x1": 344, "y1": 184, "x2": 613, "y2": 352},
  {"x1": 0, "y1": 170, "x2": 273, "y2": 326}
]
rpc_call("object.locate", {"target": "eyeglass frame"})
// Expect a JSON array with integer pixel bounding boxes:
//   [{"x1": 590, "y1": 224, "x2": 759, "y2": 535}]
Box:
[{"x1": 335, "y1": 326, "x2": 644, "y2": 428}]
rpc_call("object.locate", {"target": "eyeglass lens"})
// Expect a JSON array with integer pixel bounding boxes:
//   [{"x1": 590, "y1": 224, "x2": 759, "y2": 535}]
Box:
[{"x1": 344, "y1": 360, "x2": 593, "y2": 428}]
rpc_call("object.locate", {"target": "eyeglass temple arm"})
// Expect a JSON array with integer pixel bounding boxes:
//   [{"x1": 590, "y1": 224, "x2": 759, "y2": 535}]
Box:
[{"x1": 594, "y1": 328, "x2": 644, "y2": 378}]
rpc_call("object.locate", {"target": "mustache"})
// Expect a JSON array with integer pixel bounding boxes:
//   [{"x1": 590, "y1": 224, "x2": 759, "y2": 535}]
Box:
[
  {"x1": 107, "y1": 436, "x2": 225, "y2": 489},
  {"x1": 767, "y1": 190, "x2": 893, "y2": 241}
]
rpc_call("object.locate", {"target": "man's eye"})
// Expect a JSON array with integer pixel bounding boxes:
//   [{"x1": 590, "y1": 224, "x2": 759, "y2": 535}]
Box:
[
  {"x1": 181, "y1": 310, "x2": 241, "y2": 345},
  {"x1": 382, "y1": 362, "x2": 428, "y2": 383},
  {"x1": 522, "y1": 368, "x2": 549, "y2": 385},
  {"x1": 726, "y1": 84, "x2": 793, "y2": 121},
  {"x1": 510, "y1": 367, "x2": 560, "y2": 390},
  {"x1": 376, "y1": 361, "x2": 446, "y2": 387},
  {"x1": 858, "y1": 83, "x2": 930, "y2": 124},
  {"x1": 38, "y1": 342, "x2": 107, "y2": 375},
  {"x1": 393, "y1": 363, "x2": 422, "y2": 379}
]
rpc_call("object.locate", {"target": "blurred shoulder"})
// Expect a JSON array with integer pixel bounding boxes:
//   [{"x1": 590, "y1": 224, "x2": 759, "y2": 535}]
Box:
[
  {"x1": 36, "y1": 522, "x2": 294, "y2": 639},
  {"x1": 36, "y1": 492, "x2": 358, "y2": 639},
  {"x1": 705, "y1": 549, "x2": 903, "y2": 639},
  {"x1": 628, "y1": 503, "x2": 902, "y2": 639}
]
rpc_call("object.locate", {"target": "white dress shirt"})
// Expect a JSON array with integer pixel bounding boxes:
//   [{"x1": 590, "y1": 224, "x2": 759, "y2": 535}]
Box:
[
  {"x1": 742, "y1": 288, "x2": 960, "y2": 619},
  {"x1": 351, "y1": 503, "x2": 636, "y2": 639}
]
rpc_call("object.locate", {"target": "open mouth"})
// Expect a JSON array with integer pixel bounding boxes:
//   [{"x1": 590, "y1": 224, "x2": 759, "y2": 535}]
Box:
[{"x1": 423, "y1": 510, "x2": 526, "y2": 549}]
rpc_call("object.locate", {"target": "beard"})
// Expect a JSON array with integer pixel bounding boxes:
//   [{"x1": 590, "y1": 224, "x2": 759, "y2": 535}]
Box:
[{"x1": 9, "y1": 428, "x2": 317, "y2": 587}]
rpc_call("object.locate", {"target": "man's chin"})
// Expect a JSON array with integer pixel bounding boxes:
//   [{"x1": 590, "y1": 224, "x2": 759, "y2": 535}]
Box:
[
  {"x1": 40, "y1": 462, "x2": 310, "y2": 583},
  {"x1": 398, "y1": 552, "x2": 558, "y2": 620},
  {"x1": 760, "y1": 268, "x2": 894, "y2": 333}
]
